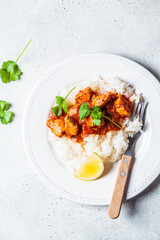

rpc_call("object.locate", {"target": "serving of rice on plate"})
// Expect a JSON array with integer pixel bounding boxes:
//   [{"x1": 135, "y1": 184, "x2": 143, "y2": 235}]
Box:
[{"x1": 48, "y1": 76, "x2": 142, "y2": 173}]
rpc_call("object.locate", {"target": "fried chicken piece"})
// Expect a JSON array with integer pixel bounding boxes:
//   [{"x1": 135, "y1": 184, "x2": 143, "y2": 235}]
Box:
[
  {"x1": 46, "y1": 118, "x2": 65, "y2": 138},
  {"x1": 75, "y1": 87, "x2": 93, "y2": 104},
  {"x1": 92, "y1": 94, "x2": 112, "y2": 107},
  {"x1": 67, "y1": 103, "x2": 80, "y2": 120},
  {"x1": 65, "y1": 116, "x2": 79, "y2": 137},
  {"x1": 84, "y1": 115, "x2": 94, "y2": 127},
  {"x1": 114, "y1": 94, "x2": 131, "y2": 116},
  {"x1": 91, "y1": 94, "x2": 98, "y2": 100}
]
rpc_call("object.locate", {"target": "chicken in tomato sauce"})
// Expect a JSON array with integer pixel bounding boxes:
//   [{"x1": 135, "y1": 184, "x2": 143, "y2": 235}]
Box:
[{"x1": 46, "y1": 87, "x2": 133, "y2": 142}]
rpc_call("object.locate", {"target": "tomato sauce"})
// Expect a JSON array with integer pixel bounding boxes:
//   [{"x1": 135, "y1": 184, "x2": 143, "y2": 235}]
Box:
[{"x1": 47, "y1": 88, "x2": 133, "y2": 143}]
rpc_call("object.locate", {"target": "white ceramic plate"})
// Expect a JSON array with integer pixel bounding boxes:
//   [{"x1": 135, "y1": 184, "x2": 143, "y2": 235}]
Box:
[{"x1": 23, "y1": 54, "x2": 160, "y2": 205}]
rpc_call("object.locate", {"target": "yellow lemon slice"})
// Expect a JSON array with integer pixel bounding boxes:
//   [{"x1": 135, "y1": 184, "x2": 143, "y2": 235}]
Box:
[{"x1": 74, "y1": 152, "x2": 104, "y2": 181}]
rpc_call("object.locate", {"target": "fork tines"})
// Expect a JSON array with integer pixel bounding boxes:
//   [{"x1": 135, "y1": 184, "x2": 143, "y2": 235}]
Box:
[{"x1": 130, "y1": 101, "x2": 149, "y2": 128}]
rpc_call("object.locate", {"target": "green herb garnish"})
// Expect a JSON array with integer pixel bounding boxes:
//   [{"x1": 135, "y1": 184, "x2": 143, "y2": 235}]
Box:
[
  {"x1": 79, "y1": 103, "x2": 122, "y2": 129},
  {"x1": 0, "y1": 39, "x2": 32, "y2": 83},
  {"x1": 79, "y1": 103, "x2": 91, "y2": 120},
  {"x1": 51, "y1": 87, "x2": 76, "y2": 116},
  {"x1": 91, "y1": 106, "x2": 102, "y2": 126},
  {"x1": 102, "y1": 115, "x2": 122, "y2": 129},
  {"x1": 0, "y1": 100, "x2": 14, "y2": 124}
]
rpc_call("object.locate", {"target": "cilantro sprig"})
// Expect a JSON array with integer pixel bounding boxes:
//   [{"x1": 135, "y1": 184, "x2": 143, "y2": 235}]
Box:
[
  {"x1": 79, "y1": 103, "x2": 122, "y2": 129},
  {"x1": 79, "y1": 103, "x2": 90, "y2": 120},
  {"x1": 0, "y1": 39, "x2": 32, "y2": 83},
  {"x1": 102, "y1": 115, "x2": 122, "y2": 129},
  {"x1": 0, "y1": 100, "x2": 14, "y2": 124},
  {"x1": 51, "y1": 87, "x2": 76, "y2": 116},
  {"x1": 91, "y1": 106, "x2": 102, "y2": 126}
]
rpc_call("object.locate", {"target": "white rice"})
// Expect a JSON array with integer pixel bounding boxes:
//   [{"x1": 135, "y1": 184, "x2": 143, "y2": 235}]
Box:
[{"x1": 48, "y1": 76, "x2": 142, "y2": 173}]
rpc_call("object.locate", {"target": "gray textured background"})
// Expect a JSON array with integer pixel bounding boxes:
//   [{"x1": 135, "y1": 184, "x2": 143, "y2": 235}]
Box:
[{"x1": 0, "y1": 0, "x2": 160, "y2": 239}]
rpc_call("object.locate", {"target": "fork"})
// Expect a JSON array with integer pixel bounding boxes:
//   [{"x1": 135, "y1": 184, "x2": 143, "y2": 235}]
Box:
[{"x1": 108, "y1": 101, "x2": 148, "y2": 219}]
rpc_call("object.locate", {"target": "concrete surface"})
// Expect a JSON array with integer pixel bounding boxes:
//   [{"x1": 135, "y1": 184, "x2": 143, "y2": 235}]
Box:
[{"x1": 0, "y1": 0, "x2": 160, "y2": 239}]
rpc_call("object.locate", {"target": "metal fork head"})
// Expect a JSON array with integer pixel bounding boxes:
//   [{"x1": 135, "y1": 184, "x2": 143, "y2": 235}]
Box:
[
  {"x1": 130, "y1": 100, "x2": 149, "y2": 130},
  {"x1": 125, "y1": 100, "x2": 149, "y2": 155}
]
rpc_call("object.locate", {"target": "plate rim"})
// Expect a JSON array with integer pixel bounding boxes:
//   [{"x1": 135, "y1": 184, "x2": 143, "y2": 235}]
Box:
[{"x1": 22, "y1": 53, "x2": 160, "y2": 205}]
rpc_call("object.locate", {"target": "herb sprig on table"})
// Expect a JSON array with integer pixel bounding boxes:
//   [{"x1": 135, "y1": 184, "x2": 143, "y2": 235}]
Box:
[
  {"x1": 79, "y1": 103, "x2": 122, "y2": 129},
  {"x1": 51, "y1": 87, "x2": 76, "y2": 116},
  {"x1": 0, "y1": 101, "x2": 14, "y2": 124},
  {"x1": 0, "y1": 39, "x2": 32, "y2": 83},
  {"x1": 0, "y1": 39, "x2": 32, "y2": 124}
]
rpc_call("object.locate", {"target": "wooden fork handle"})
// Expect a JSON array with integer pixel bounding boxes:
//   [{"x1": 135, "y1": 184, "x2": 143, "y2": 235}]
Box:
[{"x1": 108, "y1": 155, "x2": 132, "y2": 219}]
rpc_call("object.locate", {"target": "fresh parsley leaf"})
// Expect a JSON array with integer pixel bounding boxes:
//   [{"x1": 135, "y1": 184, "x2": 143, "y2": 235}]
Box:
[
  {"x1": 6, "y1": 61, "x2": 21, "y2": 81},
  {"x1": 51, "y1": 87, "x2": 76, "y2": 116},
  {"x1": 93, "y1": 118, "x2": 101, "y2": 126},
  {"x1": 78, "y1": 103, "x2": 122, "y2": 128},
  {"x1": 51, "y1": 105, "x2": 62, "y2": 116},
  {"x1": 1, "y1": 111, "x2": 13, "y2": 124},
  {"x1": 0, "y1": 61, "x2": 22, "y2": 83},
  {"x1": 91, "y1": 106, "x2": 102, "y2": 120},
  {"x1": 56, "y1": 96, "x2": 65, "y2": 105},
  {"x1": 0, "y1": 39, "x2": 32, "y2": 83},
  {"x1": 90, "y1": 106, "x2": 102, "y2": 126},
  {"x1": 55, "y1": 96, "x2": 68, "y2": 113},
  {"x1": 0, "y1": 69, "x2": 9, "y2": 83},
  {"x1": 62, "y1": 101, "x2": 68, "y2": 113},
  {"x1": 79, "y1": 104, "x2": 101, "y2": 124},
  {"x1": 0, "y1": 100, "x2": 10, "y2": 111},
  {"x1": 0, "y1": 111, "x2": 3, "y2": 118},
  {"x1": 0, "y1": 100, "x2": 14, "y2": 124},
  {"x1": 79, "y1": 103, "x2": 91, "y2": 120}
]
